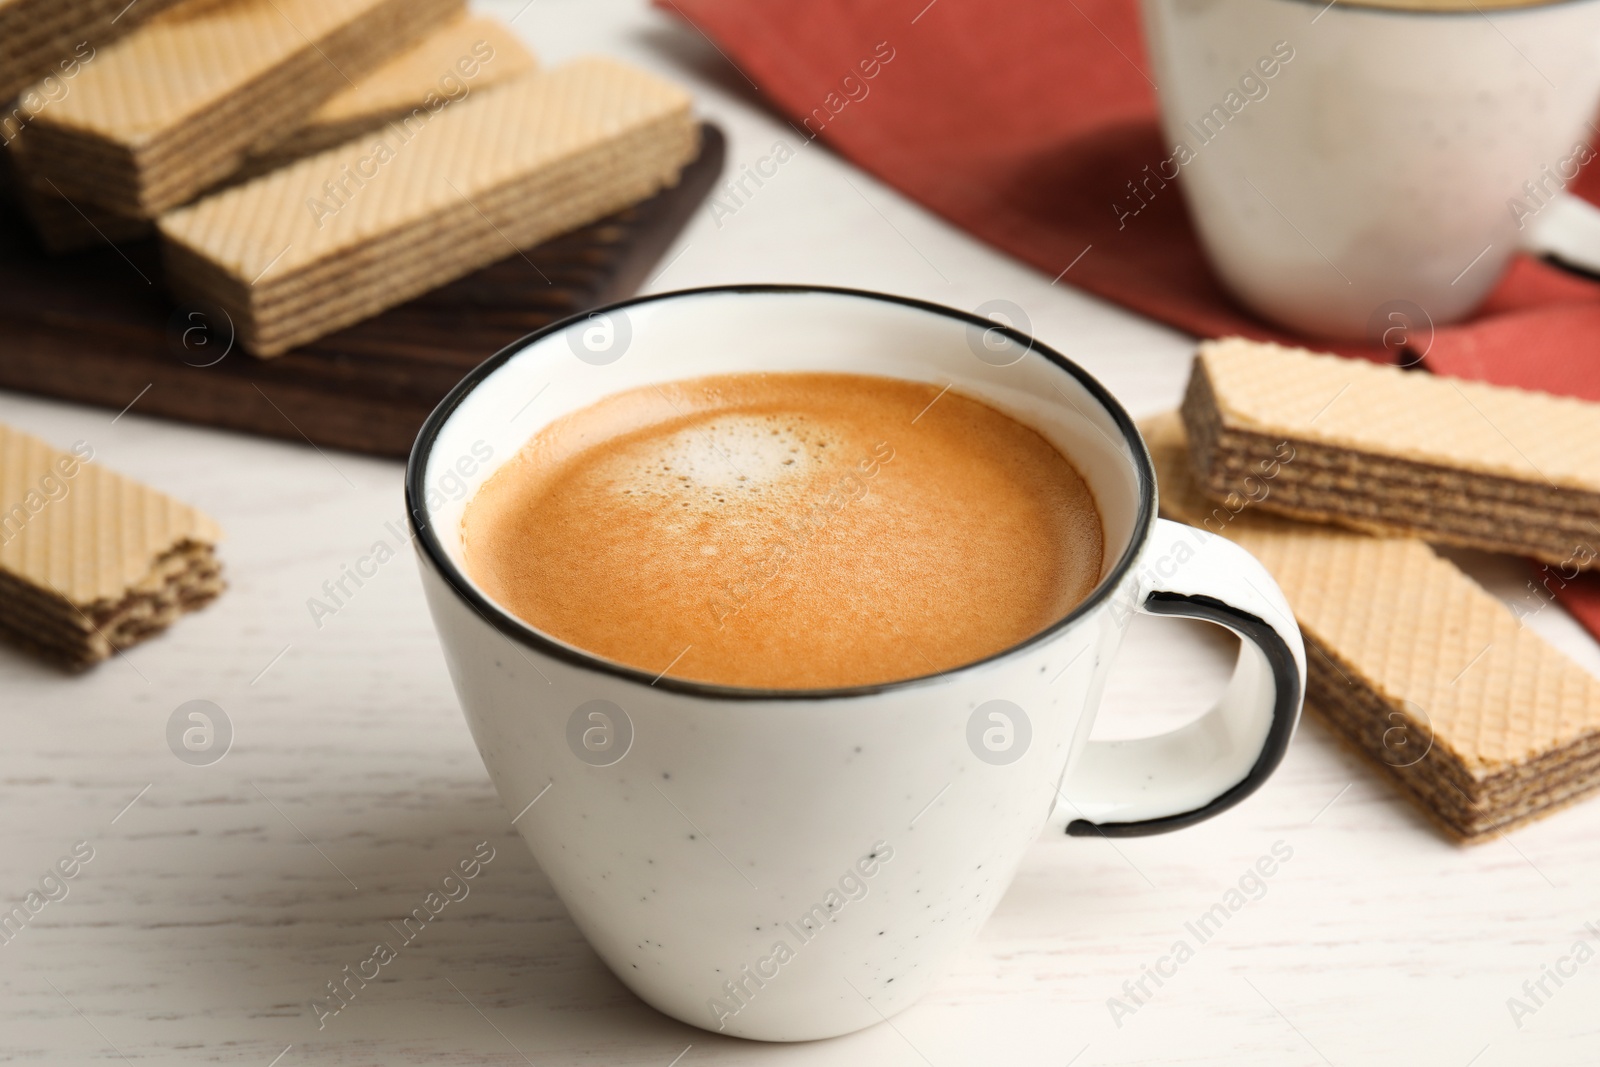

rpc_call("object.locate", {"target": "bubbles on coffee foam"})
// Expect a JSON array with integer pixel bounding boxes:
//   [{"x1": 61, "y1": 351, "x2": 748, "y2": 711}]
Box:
[{"x1": 614, "y1": 413, "x2": 839, "y2": 515}]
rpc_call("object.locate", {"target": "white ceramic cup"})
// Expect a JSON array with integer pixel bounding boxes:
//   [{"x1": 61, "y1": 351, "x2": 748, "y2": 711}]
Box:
[
  {"x1": 1139, "y1": 0, "x2": 1600, "y2": 340},
  {"x1": 406, "y1": 286, "x2": 1307, "y2": 1042}
]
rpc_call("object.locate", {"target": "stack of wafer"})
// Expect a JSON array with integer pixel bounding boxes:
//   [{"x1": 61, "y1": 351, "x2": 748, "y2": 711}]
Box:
[
  {"x1": 1147, "y1": 412, "x2": 1600, "y2": 841},
  {"x1": 10, "y1": 9, "x2": 537, "y2": 253},
  {"x1": 4, "y1": 0, "x2": 700, "y2": 360},
  {"x1": 1160, "y1": 337, "x2": 1600, "y2": 841},
  {"x1": 11, "y1": 0, "x2": 463, "y2": 218},
  {"x1": 160, "y1": 57, "x2": 698, "y2": 357},
  {"x1": 0, "y1": 423, "x2": 223, "y2": 668}
]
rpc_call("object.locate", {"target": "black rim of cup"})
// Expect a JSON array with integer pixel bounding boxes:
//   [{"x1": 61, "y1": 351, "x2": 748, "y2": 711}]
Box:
[{"x1": 404, "y1": 283, "x2": 1158, "y2": 702}]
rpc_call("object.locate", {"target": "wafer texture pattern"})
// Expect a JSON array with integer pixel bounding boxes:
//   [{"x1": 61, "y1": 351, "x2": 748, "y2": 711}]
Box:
[
  {"x1": 1181, "y1": 338, "x2": 1600, "y2": 565},
  {"x1": 159, "y1": 56, "x2": 697, "y2": 355},
  {"x1": 1143, "y1": 410, "x2": 1600, "y2": 840},
  {"x1": 161, "y1": 57, "x2": 693, "y2": 278},
  {"x1": 310, "y1": 13, "x2": 535, "y2": 131},
  {"x1": 16, "y1": 0, "x2": 464, "y2": 215},
  {"x1": 0, "y1": 422, "x2": 220, "y2": 607},
  {"x1": 26, "y1": 0, "x2": 419, "y2": 138},
  {"x1": 1192, "y1": 337, "x2": 1600, "y2": 492},
  {"x1": 0, "y1": 0, "x2": 185, "y2": 101}
]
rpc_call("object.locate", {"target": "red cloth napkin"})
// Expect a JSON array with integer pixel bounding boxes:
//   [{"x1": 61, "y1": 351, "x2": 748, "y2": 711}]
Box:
[{"x1": 660, "y1": 0, "x2": 1600, "y2": 637}]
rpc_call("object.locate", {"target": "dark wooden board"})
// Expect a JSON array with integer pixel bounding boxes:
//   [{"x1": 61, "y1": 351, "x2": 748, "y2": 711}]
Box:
[{"x1": 0, "y1": 124, "x2": 725, "y2": 457}]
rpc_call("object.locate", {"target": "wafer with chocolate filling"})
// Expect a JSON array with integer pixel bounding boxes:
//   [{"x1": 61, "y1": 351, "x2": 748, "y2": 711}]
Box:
[
  {"x1": 1144, "y1": 410, "x2": 1600, "y2": 842},
  {"x1": 0, "y1": 423, "x2": 223, "y2": 668},
  {"x1": 9, "y1": 10, "x2": 532, "y2": 254},
  {"x1": 1180, "y1": 338, "x2": 1600, "y2": 569},
  {"x1": 159, "y1": 57, "x2": 698, "y2": 357},
  {"x1": 12, "y1": 0, "x2": 464, "y2": 217}
]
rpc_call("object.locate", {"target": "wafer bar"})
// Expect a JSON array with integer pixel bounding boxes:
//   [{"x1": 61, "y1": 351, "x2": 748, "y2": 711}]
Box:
[
  {"x1": 0, "y1": 0, "x2": 187, "y2": 103},
  {"x1": 8, "y1": 11, "x2": 530, "y2": 254},
  {"x1": 0, "y1": 423, "x2": 224, "y2": 667},
  {"x1": 159, "y1": 57, "x2": 698, "y2": 358},
  {"x1": 1144, "y1": 410, "x2": 1600, "y2": 842},
  {"x1": 13, "y1": 0, "x2": 465, "y2": 217},
  {"x1": 1180, "y1": 338, "x2": 1600, "y2": 568},
  {"x1": 238, "y1": 13, "x2": 536, "y2": 178}
]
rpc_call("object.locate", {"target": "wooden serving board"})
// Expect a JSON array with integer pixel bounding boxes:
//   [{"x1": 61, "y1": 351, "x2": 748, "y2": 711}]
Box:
[{"x1": 0, "y1": 124, "x2": 724, "y2": 458}]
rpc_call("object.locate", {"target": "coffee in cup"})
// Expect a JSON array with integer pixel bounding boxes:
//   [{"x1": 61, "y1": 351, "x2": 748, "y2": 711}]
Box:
[{"x1": 459, "y1": 371, "x2": 1104, "y2": 688}]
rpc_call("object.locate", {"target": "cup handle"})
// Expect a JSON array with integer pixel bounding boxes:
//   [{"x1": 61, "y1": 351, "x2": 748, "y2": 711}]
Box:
[
  {"x1": 1519, "y1": 192, "x2": 1600, "y2": 281},
  {"x1": 1058, "y1": 519, "x2": 1306, "y2": 837}
]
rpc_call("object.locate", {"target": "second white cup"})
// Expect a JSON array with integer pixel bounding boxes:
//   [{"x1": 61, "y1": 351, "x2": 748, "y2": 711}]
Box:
[{"x1": 1140, "y1": 0, "x2": 1600, "y2": 339}]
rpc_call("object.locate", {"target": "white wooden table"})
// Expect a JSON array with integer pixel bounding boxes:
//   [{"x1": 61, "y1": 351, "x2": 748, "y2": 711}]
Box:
[{"x1": 4, "y1": 2, "x2": 1600, "y2": 1063}]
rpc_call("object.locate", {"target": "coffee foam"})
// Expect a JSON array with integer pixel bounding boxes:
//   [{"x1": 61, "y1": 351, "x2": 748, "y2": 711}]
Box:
[
  {"x1": 462, "y1": 372, "x2": 1104, "y2": 689},
  {"x1": 611, "y1": 412, "x2": 839, "y2": 509}
]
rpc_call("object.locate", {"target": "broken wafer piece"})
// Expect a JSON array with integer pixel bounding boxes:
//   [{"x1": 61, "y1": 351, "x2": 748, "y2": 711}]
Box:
[
  {"x1": 0, "y1": 423, "x2": 224, "y2": 668},
  {"x1": 158, "y1": 57, "x2": 698, "y2": 358},
  {"x1": 1180, "y1": 338, "x2": 1600, "y2": 568},
  {"x1": 1144, "y1": 410, "x2": 1600, "y2": 842},
  {"x1": 12, "y1": 0, "x2": 465, "y2": 217},
  {"x1": 0, "y1": 0, "x2": 185, "y2": 103}
]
